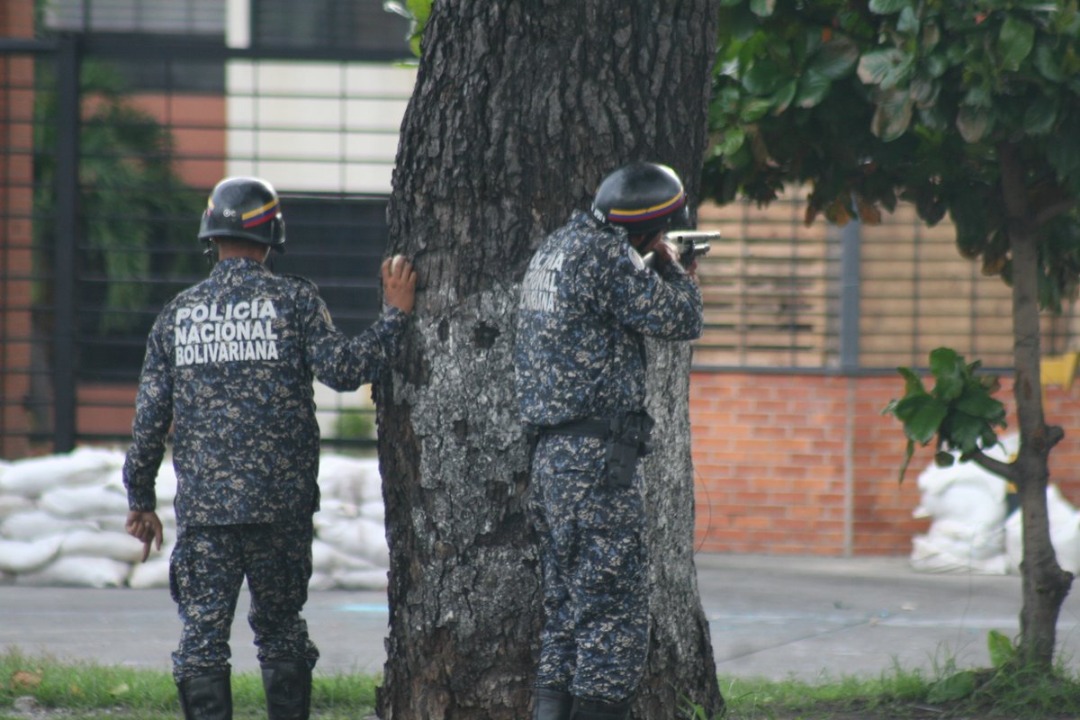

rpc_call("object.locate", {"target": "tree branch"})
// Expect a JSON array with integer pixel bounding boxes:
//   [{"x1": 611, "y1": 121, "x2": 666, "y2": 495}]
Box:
[{"x1": 968, "y1": 449, "x2": 1018, "y2": 485}]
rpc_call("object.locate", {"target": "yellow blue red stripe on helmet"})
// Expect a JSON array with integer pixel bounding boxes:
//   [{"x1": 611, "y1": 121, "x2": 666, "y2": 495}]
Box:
[
  {"x1": 242, "y1": 199, "x2": 280, "y2": 228},
  {"x1": 606, "y1": 190, "x2": 686, "y2": 222}
]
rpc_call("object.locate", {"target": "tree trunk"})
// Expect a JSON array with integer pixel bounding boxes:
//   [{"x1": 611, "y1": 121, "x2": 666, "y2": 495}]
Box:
[
  {"x1": 999, "y1": 143, "x2": 1073, "y2": 671},
  {"x1": 376, "y1": 2, "x2": 723, "y2": 718}
]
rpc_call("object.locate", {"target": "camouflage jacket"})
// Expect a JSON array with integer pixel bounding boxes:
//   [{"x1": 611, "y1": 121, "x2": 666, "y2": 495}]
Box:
[
  {"x1": 514, "y1": 211, "x2": 703, "y2": 427},
  {"x1": 123, "y1": 257, "x2": 407, "y2": 526}
]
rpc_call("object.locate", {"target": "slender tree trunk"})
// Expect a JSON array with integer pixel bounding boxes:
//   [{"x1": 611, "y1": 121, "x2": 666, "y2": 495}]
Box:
[
  {"x1": 1000, "y1": 143, "x2": 1073, "y2": 671},
  {"x1": 376, "y1": 2, "x2": 723, "y2": 717}
]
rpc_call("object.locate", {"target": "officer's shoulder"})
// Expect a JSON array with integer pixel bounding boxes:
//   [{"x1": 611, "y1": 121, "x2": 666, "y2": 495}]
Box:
[{"x1": 277, "y1": 273, "x2": 320, "y2": 291}]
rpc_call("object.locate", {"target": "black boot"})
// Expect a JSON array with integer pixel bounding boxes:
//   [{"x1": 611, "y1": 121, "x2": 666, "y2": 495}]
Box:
[
  {"x1": 533, "y1": 687, "x2": 573, "y2": 720},
  {"x1": 261, "y1": 660, "x2": 312, "y2": 720},
  {"x1": 177, "y1": 671, "x2": 232, "y2": 720},
  {"x1": 570, "y1": 696, "x2": 632, "y2": 720}
]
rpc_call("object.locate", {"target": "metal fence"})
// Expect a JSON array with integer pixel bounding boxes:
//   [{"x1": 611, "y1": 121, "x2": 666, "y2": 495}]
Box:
[{"x1": 2, "y1": 0, "x2": 1078, "y2": 458}]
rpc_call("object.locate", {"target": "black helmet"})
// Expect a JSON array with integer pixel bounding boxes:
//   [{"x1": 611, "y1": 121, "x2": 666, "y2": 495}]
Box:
[
  {"x1": 198, "y1": 176, "x2": 286, "y2": 253},
  {"x1": 591, "y1": 162, "x2": 690, "y2": 235}
]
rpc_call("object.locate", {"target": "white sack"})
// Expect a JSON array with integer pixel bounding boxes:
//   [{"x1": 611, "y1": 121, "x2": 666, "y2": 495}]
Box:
[
  {"x1": 1005, "y1": 485, "x2": 1080, "y2": 575},
  {"x1": 308, "y1": 570, "x2": 336, "y2": 591},
  {"x1": 0, "y1": 536, "x2": 63, "y2": 574},
  {"x1": 0, "y1": 447, "x2": 122, "y2": 498},
  {"x1": 0, "y1": 494, "x2": 34, "y2": 518},
  {"x1": 331, "y1": 567, "x2": 388, "y2": 590},
  {"x1": 910, "y1": 533, "x2": 1008, "y2": 575},
  {"x1": 60, "y1": 530, "x2": 146, "y2": 564},
  {"x1": 1, "y1": 510, "x2": 98, "y2": 540},
  {"x1": 17, "y1": 556, "x2": 130, "y2": 588},
  {"x1": 317, "y1": 456, "x2": 382, "y2": 505},
  {"x1": 39, "y1": 484, "x2": 129, "y2": 518},
  {"x1": 910, "y1": 436, "x2": 1016, "y2": 574},
  {"x1": 314, "y1": 515, "x2": 389, "y2": 567},
  {"x1": 311, "y1": 538, "x2": 379, "y2": 574},
  {"x1": 126, "y1": 546, "x2": 172, "y2": 591},
  {"x1": 358, "y1": 500, "x2": 385, "y2": 521}
]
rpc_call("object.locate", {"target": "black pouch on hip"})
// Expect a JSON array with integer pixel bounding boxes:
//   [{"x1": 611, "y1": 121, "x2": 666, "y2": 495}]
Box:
[{"x1": 603, "y1": 412, "x2": 654, "y2": 488}]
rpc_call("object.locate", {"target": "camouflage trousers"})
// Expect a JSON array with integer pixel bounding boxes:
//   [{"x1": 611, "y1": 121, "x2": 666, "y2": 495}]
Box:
[
  {"x1": 169, "y1": 521, "x2": 319, "y2": 682},
  {"x1": 528, "y1": 433, "x2": 649, "y2": 704}
]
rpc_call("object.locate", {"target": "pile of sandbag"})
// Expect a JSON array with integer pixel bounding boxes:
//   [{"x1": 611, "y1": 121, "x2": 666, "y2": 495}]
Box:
[
  {"x1": 0, "y1": 447, "x2": 389, "y2": 590},
  {"x1": 910, "y1": 434, "x2": 1080, "y2": 575}
]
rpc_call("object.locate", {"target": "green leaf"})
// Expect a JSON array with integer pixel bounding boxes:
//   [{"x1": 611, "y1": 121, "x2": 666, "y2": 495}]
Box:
[
  {"x1": 909, "y1": 76, "x2": 939, "y2": 108},
  {"x1": 871, "y1": 87, "x2": 914, "y2": 141},
  {"x1": 742, "y1": 56, "x2": 787, "y2": 96},
  {"x1": 770, "y1": 79, "x2": 798, "y2": 114},
  {"x1": 895, "y1": 439, "x2": 915, "y2": 483},
  {"x1": 928, "y1": 347, "x2": 963, "y2": 399},
  {"x1": 897, "y1": 6, "x2": 919, "y2": 34},
  {"x1": 928, "y1": 671, "x2": 976, "y2": 703},
  {"x1": 795, "y1": 69, "x2": 833, "y2": 108},
  {"x1": 1034, "y1": 42, "x2": 1065, "y2": 82},
  {"x1": 717, "y1": 128, "x2": 747, "y2": 156},
  {"x1": 897, "y1": 366, "x2": 927, "y2": 396},
  {"x1": 750, "y1": 0, "x2": 776, "y2": 17},
  {"x1": 895, "y1": 395, "x2": 948, "y2": 443},
  {"x1": 987, "y1": 630, "x2": 1016, "y2": 668},
  {"x1": 999, "y1": 17, "x2": 1036, "y2": 71},
  {"x1": 868, "y1": 0, "x2": 911, "y2": 14},
  {"x1": 1023, "y1": 95, "x2": 1059, "y2": 135},
  {"x1": 956, "y1": 105, "x2": 992, "y2": 143},
  {"x1": 858, "y1": 48, "x2": 914, "y2": 89},
  {"x1": 943, "y1": 411, "x2": 989, "y2": 454},
  {"x1": 955, "y1": 391, "x2": 1006, "y2": 424},
  {"x1": 808, "y1": 36, "x2": 859, "y2": 80}
]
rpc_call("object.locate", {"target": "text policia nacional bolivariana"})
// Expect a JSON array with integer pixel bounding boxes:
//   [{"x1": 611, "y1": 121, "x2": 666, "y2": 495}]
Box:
[{"x1": 174, "y1": 299, "x2": 280, "y2": 367}]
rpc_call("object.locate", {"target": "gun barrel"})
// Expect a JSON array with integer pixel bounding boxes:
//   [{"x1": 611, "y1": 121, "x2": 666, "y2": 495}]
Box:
[{"x1": 665, "y1": 230, "x2": 721, "y2": 242}]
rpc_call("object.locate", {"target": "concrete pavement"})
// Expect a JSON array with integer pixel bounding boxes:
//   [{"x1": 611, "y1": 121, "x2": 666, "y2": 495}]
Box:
[{"x1": 3, "y1": 553, "x2": 1079, "y2": 682}]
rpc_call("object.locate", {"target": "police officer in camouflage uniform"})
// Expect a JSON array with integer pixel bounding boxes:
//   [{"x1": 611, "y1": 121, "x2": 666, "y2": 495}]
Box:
[
  {"x1": 514, "y1": 162, "x2": 704, "y2": 720},
  {"x1": 122, "y1": 176, "x2": 416, "y2": 720}
]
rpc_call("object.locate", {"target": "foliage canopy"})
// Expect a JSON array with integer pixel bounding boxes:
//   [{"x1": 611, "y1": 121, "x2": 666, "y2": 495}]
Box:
[{"x1": 704, "y1": 0, "x2": 1080, "y2": 311}]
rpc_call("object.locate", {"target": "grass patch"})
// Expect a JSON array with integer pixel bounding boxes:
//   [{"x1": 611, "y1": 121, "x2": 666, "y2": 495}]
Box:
[
  {"x1": 6, "y1": 648, "x2": 1080, "y2": 719},
  {"x1": 716, "y1": 662, "x2": 1080, "y2": 719},
  {"x1": 0, "y1": 648, "x2": 376, "y2": 719}
]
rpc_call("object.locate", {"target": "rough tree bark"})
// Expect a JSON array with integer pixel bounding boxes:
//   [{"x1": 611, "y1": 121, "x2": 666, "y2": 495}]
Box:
[{"x1": 374, "y1": 2, "x2": 723, "y2": 718}]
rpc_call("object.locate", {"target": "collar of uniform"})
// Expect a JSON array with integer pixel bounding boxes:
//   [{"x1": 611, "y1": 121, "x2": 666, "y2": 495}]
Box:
[
  {"x1": 572, "y1": 209, "x2": 626, "y2": 239},
  {"x1": 211, "y1": 256, "x2": 270, "y2": 285}
]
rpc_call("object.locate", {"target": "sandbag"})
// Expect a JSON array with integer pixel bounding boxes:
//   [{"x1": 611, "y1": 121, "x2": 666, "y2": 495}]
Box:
[
  {"x1": 0, "y1": 447, "x2": 122, "y2": 498},
  {"x1": 39, "y1": 484, "x2": 129, "y2": 518},
  {"x1": 332, "y1": 567, "x2": 389, "y2": 590},
  {"x1": 16, "y1": 555, "x2": 130, "y2": 588},
  {"x1": 1, "y1": 510, "x2": 98, "y2": 541},
  {"x1": 0, "y1": 536, "x2": 63, "y2": 574},
  {"x1": 1005, "y1": 484, "x2": 1080, "y2": 575},
  {"x1": 317, "y1": 456, "x2": 382, "y2": 505},
  {"x1": 311, "y1": 538, "x2": 379, "y2": 574},
  {"x1": 0, "y1": 494, "x2": 34, "y2": 518},
  {"x1": 314, "y1": 515, "x2": 389, "y2": 567},
  {"x1": 127, "y1": 551, "x2": 172, "y2": 590},
  {"x1": 60, "y1": 529, "x2": 146, "y2": 564},
  {"x1": 910, "y1": 436, "x2": 1016, "y2": 574}
]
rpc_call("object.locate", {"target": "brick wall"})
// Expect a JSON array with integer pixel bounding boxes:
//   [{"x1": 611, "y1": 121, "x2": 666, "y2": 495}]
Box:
[{"x1": 690, "y1": 371, "x2": 1080, "y2": 557}]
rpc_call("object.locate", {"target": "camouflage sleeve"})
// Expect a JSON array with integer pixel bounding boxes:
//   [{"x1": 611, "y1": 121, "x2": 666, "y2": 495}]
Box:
[
  {"x1": 591, "y1": 239, "x2": 704, "y2": 341},
  {"x1": 304, "y1": 290, "x2": 409, "y2": 391},
  {"x1": 122, "y1": 312, "x2": 174, "y2": 512}
]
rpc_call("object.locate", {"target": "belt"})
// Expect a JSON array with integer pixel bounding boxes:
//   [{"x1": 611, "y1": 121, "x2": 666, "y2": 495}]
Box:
[
  {"x1": 537, "y1": 417, "x2": 611, "y2": 439},
  {"x1": 536, "y1": 411, "x2": 651, "y2": 440}
]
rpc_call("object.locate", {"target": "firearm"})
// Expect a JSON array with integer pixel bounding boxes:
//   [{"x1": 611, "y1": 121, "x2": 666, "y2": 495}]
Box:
[{"x1": 643, "y1": 230, "x2": 718, "y2": 267}]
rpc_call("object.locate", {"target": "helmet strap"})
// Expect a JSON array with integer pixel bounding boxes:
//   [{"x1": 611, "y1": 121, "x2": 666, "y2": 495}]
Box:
[{"x1": 202, "y1": 238, "x2": 217, "y2": 267}]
